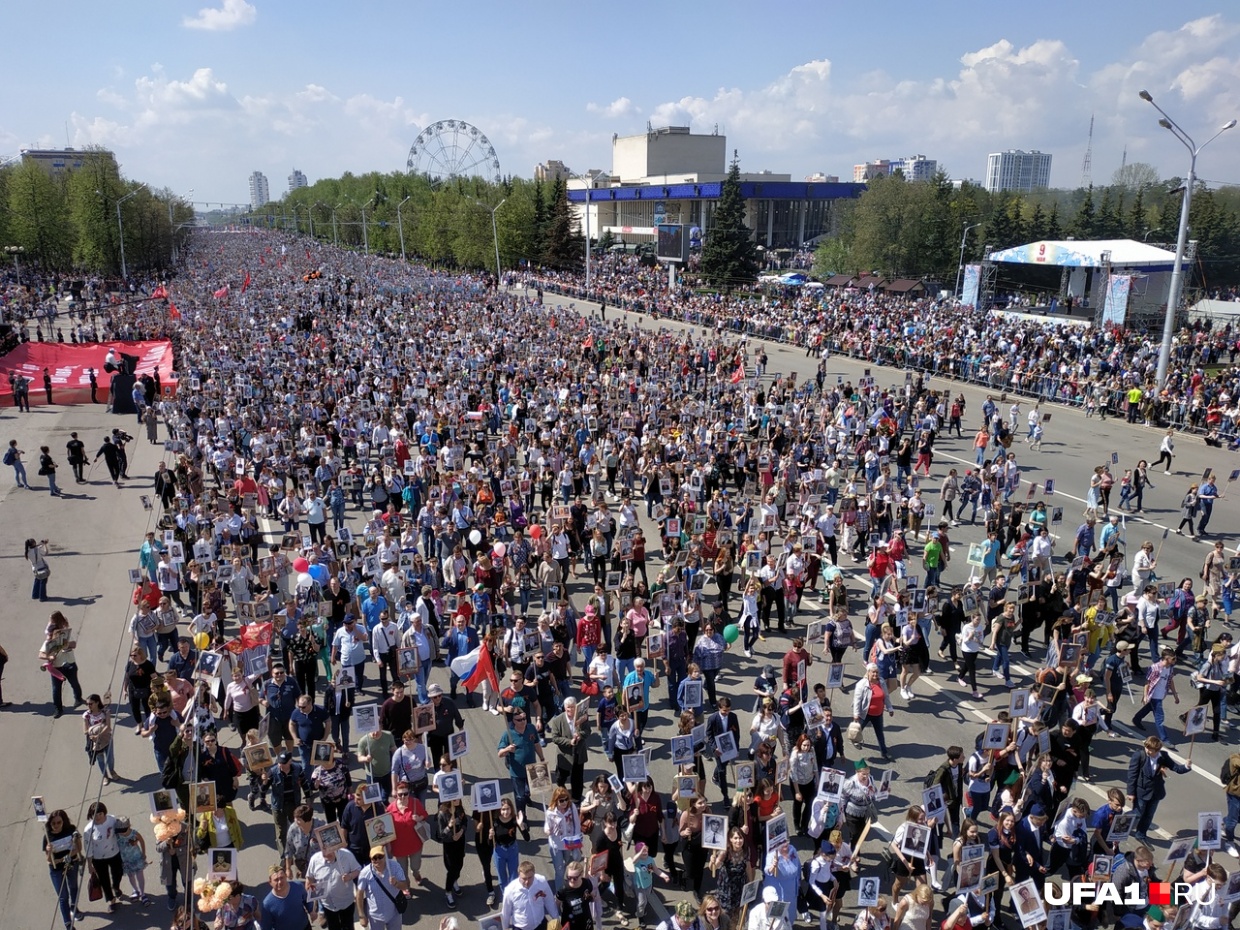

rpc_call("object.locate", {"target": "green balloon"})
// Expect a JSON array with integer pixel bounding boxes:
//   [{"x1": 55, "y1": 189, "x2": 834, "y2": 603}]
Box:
[{"x1": 723, "y1": 623, "x2": 740, "y2": 644}]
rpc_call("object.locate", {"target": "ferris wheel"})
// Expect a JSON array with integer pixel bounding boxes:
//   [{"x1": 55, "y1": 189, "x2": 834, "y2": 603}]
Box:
[{"x1": 406, "y1": 120, "x2": 502, "y2": 183}]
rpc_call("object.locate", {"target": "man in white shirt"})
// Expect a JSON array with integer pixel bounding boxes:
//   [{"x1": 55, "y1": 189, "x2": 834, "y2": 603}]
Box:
[
  {"x1": 305, "y1": 845, "x2": 362, "y2": 924},
  {"x1": 303, "y1": 487, "x2": 328, "y2": 544},
  {"x1": 501, "y1": 860, "x2": 559, "y2": 930}
]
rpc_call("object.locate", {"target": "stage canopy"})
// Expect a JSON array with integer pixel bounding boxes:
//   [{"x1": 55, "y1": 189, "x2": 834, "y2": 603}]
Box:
[
  {"x1": 987, "y1": 238, "x2": 1177, "y2": 272},
  {"x1": 0, "y1": 339, "x2": 175, "y2": 405}
]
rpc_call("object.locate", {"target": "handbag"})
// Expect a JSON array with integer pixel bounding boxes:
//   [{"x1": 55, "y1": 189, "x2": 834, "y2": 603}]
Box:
[
  {"x1": 88, "y1": 872, "x2": 103, "y2": 902},
  {"x1": 372, "y1": 869, "x2": 408, "y2": 915},
  {"x1": 846, "y1": 721, "x2": 863, "y2": 747}
]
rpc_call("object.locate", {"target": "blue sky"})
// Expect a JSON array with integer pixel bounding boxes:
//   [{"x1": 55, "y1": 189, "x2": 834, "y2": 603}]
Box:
[{"x1": 3, "y1": 2, "x2": 1239, "y2": 204}]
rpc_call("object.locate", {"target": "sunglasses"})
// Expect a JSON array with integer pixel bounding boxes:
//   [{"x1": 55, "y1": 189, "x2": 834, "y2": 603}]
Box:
[
  {"x1": 371, "y1": 854, "x2": 386, "y2": 861},
  {"x1": 396, "y1": 792, "x2": 410, "y2": 797}
]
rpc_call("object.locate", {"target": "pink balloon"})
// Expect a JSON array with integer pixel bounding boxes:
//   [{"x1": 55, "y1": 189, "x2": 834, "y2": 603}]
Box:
[{"x1": 292, "y1": 557, "x2": 310, "y2": 574}]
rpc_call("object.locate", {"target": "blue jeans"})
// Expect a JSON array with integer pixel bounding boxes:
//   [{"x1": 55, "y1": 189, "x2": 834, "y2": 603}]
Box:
[
  {"x1": 1133, "y1": 697, "x2": 1167, "y2": 741},
  {"x1": 925, "y1": 567, "x2": 941, "y2": 589},
  {"x1": 510, "y1": 772, "x2": 531, "y2": 817},
  {"x1": 616, "y1": 658, "x2": 635, "y2": 683},
  {"x1": 331, "y1": 714, "x2": 351, "y2": 754},
  {"x1": 991, "y1": 645, "x2": 1010, "y2": 680},
  {"x1": 49, "y1": 862, "x2": 81, "y2": 929},
  {"x1": 666, "y1": 663, "x2": 685, "y2": 709},
  {"x1": 493, "y1": 842, "x2": 519, "y2": 889},
  {"x1": 135, "y1": 634, "x2": 158, "y2": 665},
  {"x1": 11, "y1": 461, "x2": 27, "y2": 487},
  {"x1": 92, "y1": 740, "x2": 116, "y2": 777},
  {"x1": 1145, "y1": 629, "x2": 1159, "y2": 664},
  {"x1": 966, "y1": 790, "x2": 991, "y2": 821},
  {"x1": 32, "y1": 575, "x2": 48, "y2": 601},
  {"x1": 416, "y1": 659, "x2": 431, "y2": 702},
  {"x1": 1225, "y1": 794, "x2": 1240, "y2": 844}
]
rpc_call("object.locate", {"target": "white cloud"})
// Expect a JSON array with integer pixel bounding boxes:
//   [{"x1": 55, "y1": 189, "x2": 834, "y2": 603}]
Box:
[
  {"x1": 183, "y1": 0, "x2": 257, "y2": 31},
  {"x1": 639, "y1": 23, "x2": 1240, "y2": 183},
  {"x1": 587, "y1": 97, "x2": 638, "y2": 119}
]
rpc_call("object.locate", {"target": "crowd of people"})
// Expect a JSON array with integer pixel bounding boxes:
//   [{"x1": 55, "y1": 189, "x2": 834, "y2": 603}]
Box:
[
  {"x1": 523, "y1": 255, "x2": 1240, "y2": 447},
  {"x1": 12, "y1": 231, "x2": 1240, "y2": 930}
]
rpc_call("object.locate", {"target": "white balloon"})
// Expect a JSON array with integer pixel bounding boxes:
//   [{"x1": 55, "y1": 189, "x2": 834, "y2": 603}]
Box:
[
  {"x1": 468, "y1": 529, "x2": 483, "y2": 545},
  {"x1": 296, "y1": 572, "x2": 313, "y2": 589}
]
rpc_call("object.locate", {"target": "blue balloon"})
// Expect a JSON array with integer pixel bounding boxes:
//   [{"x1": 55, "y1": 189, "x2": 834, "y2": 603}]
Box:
[{"x1": 308, "y1": 563, "x2": 330, "y2": 585}]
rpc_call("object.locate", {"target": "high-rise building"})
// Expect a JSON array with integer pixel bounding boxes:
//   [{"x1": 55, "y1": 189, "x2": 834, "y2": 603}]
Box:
[
  {"x1": 534, "y1": 160, "x2": 570, "y2": 183},
  {"x1": 892, "y1": 155, "x2": 938, "y2": 182},
  {"x1": 248, "y1": 171, "x2": 270, "y2": 208},
  {"x1": 287, "y1": 169, "x2": 308, "y2": 194},
  {"x1": 853, "y1": 160, "x2": 892, "y2": 182},
  {"x1": 985, "y1": 150, "x2": 1052, "y2": 193}
]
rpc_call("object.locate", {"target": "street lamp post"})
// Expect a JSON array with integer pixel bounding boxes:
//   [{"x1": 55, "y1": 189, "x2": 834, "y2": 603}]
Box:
[
  {"x1": 360, "y1": 195, "x2": 376, "y2": 254},
  {"x1": 115, "y1": 185, "x2": 147, "y2": 280},
  {"x1": 954, "y1": 222, "x2": 982, "y2": 298},
  {"x1": 472, "y1": 198, "x2": 507, "y2": 277},
  {"x1": 332, "y1": 202, "x2": 346, "y2": 248},
  {"x1": 570, "y1": 173, "x2": 594, "y2": 290},
  {"x1": 396, "y1": 196, "x2": 411, "y2": 262},
  {"x1": 1138, "y1": 89, "x2": 1236, "y2": 387},
  {"x1": 5, "y1": 245, "x2": 24, "y2": 285}
]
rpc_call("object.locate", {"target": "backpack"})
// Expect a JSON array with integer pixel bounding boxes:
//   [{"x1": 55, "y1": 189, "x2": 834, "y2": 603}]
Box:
[
  {"x1": 1226, "y1": 754, "x2": 1240, "y2": 799},
  {"x1": 2, "y1": 447, "x2": 14, "y2": 466}
]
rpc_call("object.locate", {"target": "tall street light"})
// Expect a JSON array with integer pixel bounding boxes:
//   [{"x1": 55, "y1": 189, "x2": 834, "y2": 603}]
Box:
[
  {"x1": 5, "y1": 245, "x2": 24, "y2": 285},
  {"x1": 360, "y1": 195, "x2": 376, "y2": 254},
  {"x1": 115, "y1": 184, "x2": 147, "y2": 279},
  {"x1": 571, "y1": 172, "x2": 594, "y2": 289},
  {"x1": 473, "y1": 198, "x2": 507, "y2": 277},
  {"x1": 954, "y1": 222, "x2": 982, "y2": 298},
  {"x1": 1138, "y1": 89, "x2": 1237, "y2": 386},
  {"x1": 396, "y1": 196, "x2": 411, "y2": 262},
  {"x1": 332, "y1": 201, "x2": 346, "y2": 248}
]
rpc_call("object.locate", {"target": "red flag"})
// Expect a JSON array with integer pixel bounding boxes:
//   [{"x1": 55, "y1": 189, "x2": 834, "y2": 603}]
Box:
[
  {"x1": 241, "y1": 272, "x2": 251, "y2": 294},
  {"x1": 730, "y1": 364, "x2": 744, "y2": 384},
  {"x1": 462, "y1": 644, "x2": 499, "y2": 694},
  {"x1": 213, "y1": 285, "x2": 229, "y2": 299},
  {"x1": 167, "y1": 301, "x2": 181, "y2": 320},
  {"x1": 151, "y1": 285, "x2": 168, "y2": 300},
  {"x1": 583, "y1": 334, "x2": 594, "y2": 349}
]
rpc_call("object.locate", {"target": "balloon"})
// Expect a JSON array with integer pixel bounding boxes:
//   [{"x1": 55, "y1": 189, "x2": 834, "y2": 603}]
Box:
[
  {"x1": 529, "y1": 525, "x2": 542, "y2": 540},
  {"x1": 296, "y1": 572, "x2": 313, "y2": 589},
  {"x1": 308, "y1": 564, "x2": 329, "y2": 584},
  {"x1": 723, "y1": 624, "x2": 740, "y2": 644},
  {"x1": 193, "y1": 632, "x2": 210, "y2": 650},
  {"x1": 493, "y1": 543, "x2": 507, "y2": 559},
  {"x1": 292, "y1": 557, "x2": 310, "y2": 574},
  {"x1": 469, "y1": 529, "x2": 482, "y2": 545}
]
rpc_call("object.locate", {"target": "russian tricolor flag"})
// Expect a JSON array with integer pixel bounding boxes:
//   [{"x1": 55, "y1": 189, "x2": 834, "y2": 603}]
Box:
[{"x1": 448, "y1": 644, "x2": 499, "y2": 693}]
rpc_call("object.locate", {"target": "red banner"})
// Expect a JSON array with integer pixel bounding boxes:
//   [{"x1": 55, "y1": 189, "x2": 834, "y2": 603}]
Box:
[{"x1": 0, "y1": 339, "x2": 176, "y2": 405}]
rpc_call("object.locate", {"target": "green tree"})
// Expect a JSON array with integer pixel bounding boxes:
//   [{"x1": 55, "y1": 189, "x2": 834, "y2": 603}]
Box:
[
  {"x1": 700, "y1": 155, "x2": 759, "y2": 289},
  {"x1": 7, "y1": 161, "x2": 72, "y2": 270},
  {"x1": 540, "y1": 177, "x2": 584, "y2": 269},
  {"x1": 1126, "y1": 187, "x2": 1150, "y2": 240},
  {"x1": 1045, "y1": 203, "x2": 1063, "y2": 240},
  {"x1": 1070, "y1": 186, "x2": 1097, "y2": 238},
  {"x1": 1027, "y1": 203, "x2": 1047, "y2": 241},
  {"x1": 813, "y1": 235, "x2": 854, "y2": 277},
  {"x1": 849, "y1": 173, "x2": 930, "y2": 275}
]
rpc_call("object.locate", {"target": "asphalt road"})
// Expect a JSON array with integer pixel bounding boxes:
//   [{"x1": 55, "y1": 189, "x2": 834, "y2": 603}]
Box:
[{"x1": 0, "y1": 294, "x2": 1234, "y2": 930}]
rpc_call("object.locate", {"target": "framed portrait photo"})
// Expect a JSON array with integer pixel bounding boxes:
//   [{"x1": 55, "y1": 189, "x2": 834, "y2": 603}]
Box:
[{"x1": 365, "y1": 812, "x2": 396, "y2": 847}]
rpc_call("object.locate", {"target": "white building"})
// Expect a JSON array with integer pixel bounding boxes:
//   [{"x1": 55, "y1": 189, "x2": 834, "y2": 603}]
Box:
[
  {"x1": 287, "y1": 169, "x2": 308, "y2": 194},
  {"x1": 534, "y1": 160, "x2": 570, "y2": 184},
  {"x1": 985, "y1": 150, "x2": 1052, "y2": 193},
  {"x1": 892, "y1": 154, "x2": 938, "y2": 182},
  {"x1": 853, "y1": 160, "x2": 892, "y2": 182},
  {"x1": 248, "y1": 171, "x2": 270, "y2": 208}
]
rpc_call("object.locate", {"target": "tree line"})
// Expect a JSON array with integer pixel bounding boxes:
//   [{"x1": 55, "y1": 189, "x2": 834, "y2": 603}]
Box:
[
  {"x1": 813, "y1": 164, "x2": 1240, "y2": 292},
  {"x1": 0, "y1": 148, "x2": 194, "y2": 277}
]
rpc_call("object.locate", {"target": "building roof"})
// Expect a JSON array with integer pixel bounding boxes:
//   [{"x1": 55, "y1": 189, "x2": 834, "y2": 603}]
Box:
[
  {"x1": 987, "y1": 238, "x2": 1177, "y2": 270},
  {"x1": 884, "y1": 278, "x2": 927, "y2": 294}
]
